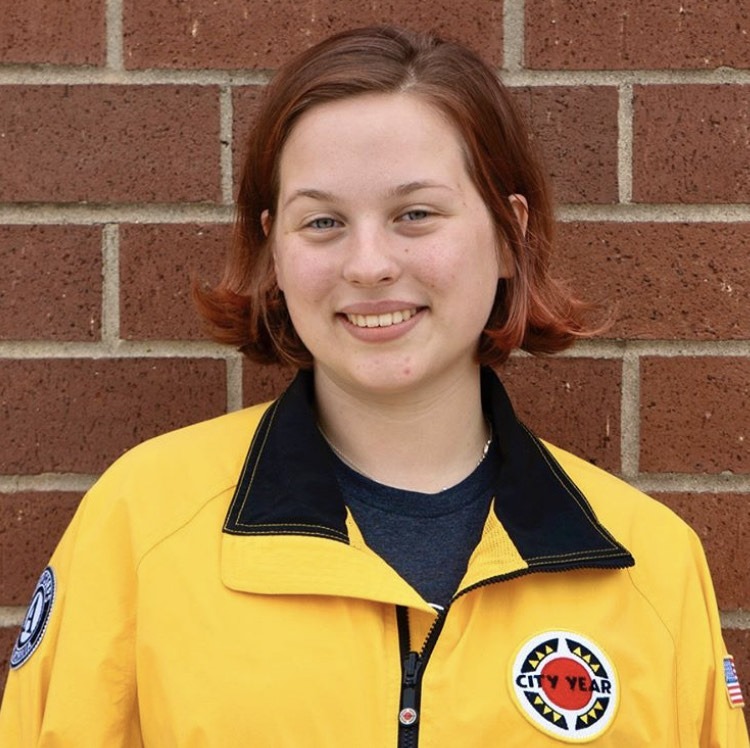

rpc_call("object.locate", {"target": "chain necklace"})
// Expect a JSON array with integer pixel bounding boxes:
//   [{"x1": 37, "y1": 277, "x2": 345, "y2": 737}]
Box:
[{"x1": 318, "y1": 419, "x2": 493, "y2": 488}]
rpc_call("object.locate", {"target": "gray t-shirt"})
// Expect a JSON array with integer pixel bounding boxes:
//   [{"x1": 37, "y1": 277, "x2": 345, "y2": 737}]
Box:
[{"x1": 330, "y1": 444, "x2": 499, "y2": 608}]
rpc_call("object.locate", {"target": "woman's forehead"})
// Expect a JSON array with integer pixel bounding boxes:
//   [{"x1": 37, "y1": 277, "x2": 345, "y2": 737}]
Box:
[{"x1": 277, "y1": 93, "x2": 471, "y2": 198}]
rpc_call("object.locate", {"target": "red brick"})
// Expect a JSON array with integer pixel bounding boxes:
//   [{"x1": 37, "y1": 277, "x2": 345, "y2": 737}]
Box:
[
  {"x1": 0, "y1": 492, "x2": 82, "y2": 605},
  {"x1": 232, "y1": 87, "x2": 264, "y2": 194},
  {"x1": 633, "y1": 85, "x2": 750, "y2": 204},
  {"x1": 512, "y1": 86, "x2": 619, "y2": 204},
  {"x1": 0, "y1": 0, "x2": 105, "y2": 65},
  {"x1": 0, "y1": 86, "x2": 220, "y2": 204},
  {"x1": 0, "y1": 359, "x2": 226, "y2": 474},
  {"x1": 0, "y1": 226, "x2": 102, "y2": 341},
  {"x1": 242, "y1": 362, "x2": 295, "y2": 407},
  {"x1": 123, "y1": 0, "x2": 503, "y2": 70},
  {"x1": 654, "y1": 493, "x2": 750, "y2": 609},
  {"x1": 555, "y1": 222, "x2": 750, "y2": 340},
  {"x1": 526, "y1": 0, "x2": 750, "y2": 70},
  {"x1": 640, "y1": 358, "x2": 750, "y2": 473},
  {"x1": 499, "y1": 358, "x2": 622, "y2": 471},
  {"x1": 120, "y1": 224, "x2": 231, "y2": 340},
  {"x1": 723, "y1": 628, "x2": 750, "y2": 719}
]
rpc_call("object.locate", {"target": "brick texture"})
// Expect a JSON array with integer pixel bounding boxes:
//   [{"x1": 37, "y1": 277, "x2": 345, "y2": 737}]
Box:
[
  {"x1": 123, "y1": 0, "x2": 504, "y2": 70},
  {"x1": 232, "y1": 87, "x2": 264, "y2": 192},
  {"x1": 0, "y1": 492, "x2": 82, "y2": 605},
  {"x1": 633, "y1": 85, "x2": 750, "y2": 204},
  {"x1": 655, "y1": 493, "x2": 750, "y2": 609},
  {"x1": 243, "y1": 362, "x2": 295, "y2": 407},
  {"x1": 513, "y1": 86, "x2": 619, "y2": 204},
  {"x1": 120, "y1": 224, "x2": 230, "y2": 340},
  {"x1": 0, "y1": 0, "x2": 105, "y2": 65},
  {"x1": 526, "y1": 0, "x2": 750, "y2": 70},
  {"x1": 0, "y1": 87, "x2": 221, "y2": 204},
  {"x1": 499, "y1": 358, "x2": 622, "y2": 471},
  {"x1": 0, "y1": 359, "x2": 227, "y2": 474},
  {"x1": 555, "y1": 222, "x2": 750, "y2": 340},
  {"x1": 640, "y1": 358, "x2": 750, "y2": 474},
  {"x1": 0, "y1": 225, "x2": 102, "y2": 341}
]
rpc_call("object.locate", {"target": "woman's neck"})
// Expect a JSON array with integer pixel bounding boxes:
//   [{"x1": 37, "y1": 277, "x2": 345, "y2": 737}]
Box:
[{"x1": 314, "y1": 365, "x2": 488, "y2": 493}]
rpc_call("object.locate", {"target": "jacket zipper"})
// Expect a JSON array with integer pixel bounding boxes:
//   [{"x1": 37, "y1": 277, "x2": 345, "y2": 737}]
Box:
[{"x1": 396, "y1": 606, "x2": 448, "y2": 748}]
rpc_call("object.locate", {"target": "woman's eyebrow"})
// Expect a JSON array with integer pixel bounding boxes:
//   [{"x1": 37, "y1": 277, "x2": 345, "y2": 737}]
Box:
[
  {"x1": 282, "y1": 188, "x2": 337, "y2": 210},
  {"x1": 282, "y1": 181, "x2": 456, "y2": 210},
  {"x1": 387, "y1": 180, "x2": 455, "y2": 197}
]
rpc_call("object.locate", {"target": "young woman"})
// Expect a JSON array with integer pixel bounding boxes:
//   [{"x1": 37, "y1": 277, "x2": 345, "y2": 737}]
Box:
[{"x1": 1, "y1": 25, "x2": 747, "y2": 747}]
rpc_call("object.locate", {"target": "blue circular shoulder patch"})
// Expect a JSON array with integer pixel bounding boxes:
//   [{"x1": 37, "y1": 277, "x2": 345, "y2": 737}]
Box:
[{"x1": 10, "y1": 566, "x2": 56, "y2": 669}]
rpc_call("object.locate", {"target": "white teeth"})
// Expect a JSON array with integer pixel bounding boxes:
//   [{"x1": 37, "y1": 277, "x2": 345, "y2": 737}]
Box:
[{"x1": 345, "y1": 308, "x2": 417, "y2": 328}]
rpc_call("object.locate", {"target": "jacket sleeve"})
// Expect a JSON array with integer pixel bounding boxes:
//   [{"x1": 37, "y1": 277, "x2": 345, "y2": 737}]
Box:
[
  {"x1": 0, "y1": 477, "x2": 143, "y2": 747},
  {"x1": 675, "y1": 526, "x2": 749, "y2": 747}
]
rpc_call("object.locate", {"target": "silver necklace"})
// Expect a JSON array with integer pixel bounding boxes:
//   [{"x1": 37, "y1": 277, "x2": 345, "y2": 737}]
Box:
[{"x1": 318, "y1": 420, "x2": 494, "y2": 487}]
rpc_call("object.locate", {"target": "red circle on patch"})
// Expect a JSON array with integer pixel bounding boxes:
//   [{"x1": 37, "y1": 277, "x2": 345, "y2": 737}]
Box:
[{"x1": 541, "y1": 657, "x2": 592, "y2": 711}]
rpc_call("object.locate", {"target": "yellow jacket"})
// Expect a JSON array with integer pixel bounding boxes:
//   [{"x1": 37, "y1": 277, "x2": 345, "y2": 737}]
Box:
[{"x1": 1, "y1": 370, "x2": 747, "y2": 746}]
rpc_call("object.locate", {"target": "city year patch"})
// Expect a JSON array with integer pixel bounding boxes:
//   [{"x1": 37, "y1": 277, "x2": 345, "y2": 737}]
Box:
[
  {"x1": 509, "y1": 630, "x2": 619, "y2": 743},
  {"x1": 10, "y1": 566, "x2": 56, "y2": 669}
]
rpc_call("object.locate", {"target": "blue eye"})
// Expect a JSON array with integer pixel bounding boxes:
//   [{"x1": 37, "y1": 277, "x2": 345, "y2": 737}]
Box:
[
  {"x1": 308, "y1": 217, "x2": 338, "y2": 230},
  {"x1": 402, "y1": 210, "x2": 430, "y2": 221}
]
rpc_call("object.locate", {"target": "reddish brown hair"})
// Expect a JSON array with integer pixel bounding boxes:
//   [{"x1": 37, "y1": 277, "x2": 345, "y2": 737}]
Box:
[{"x1": 195, "y1": 25, "x2": 594, "y2": 367}]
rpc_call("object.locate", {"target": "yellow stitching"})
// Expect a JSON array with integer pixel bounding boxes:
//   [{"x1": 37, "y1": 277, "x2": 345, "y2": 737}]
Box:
[
  {"x1": 226, "y1": 529, "x2": 347, "y2": 541},
  {"x1": 520, "y1": 423, "x2": 616, "y2": 547},
  {"x1": 222, "y1": 400, "x2": 277, "y2": 530},
  {"x1": 232, "y1": 400, "x2": 280, "y2": 528},
  {"x1": 527, "y1": 548, "x2": 623, "y2": 563},
  {"x1": 240, "y1": 520, "x2": 347, "y2": 534}
]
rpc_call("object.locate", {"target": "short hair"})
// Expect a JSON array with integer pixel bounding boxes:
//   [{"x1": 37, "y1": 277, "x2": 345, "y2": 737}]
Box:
[{"x1": 194, "y1": 25, "x2": 595, "y2": 367}]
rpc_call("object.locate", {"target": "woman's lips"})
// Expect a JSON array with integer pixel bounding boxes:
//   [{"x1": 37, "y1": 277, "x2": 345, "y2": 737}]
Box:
[
  {"x1": 344, "y1": 308, "x2": 418, "y2": 329},
  {"x1": 338, "y1": 307, "x2": 425, "y2": 341}
]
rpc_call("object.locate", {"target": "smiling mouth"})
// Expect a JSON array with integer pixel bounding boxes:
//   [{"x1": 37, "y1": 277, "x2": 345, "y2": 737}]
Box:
[{"x1": 344, "y1": 308, "x2": 418, "y2": 328}]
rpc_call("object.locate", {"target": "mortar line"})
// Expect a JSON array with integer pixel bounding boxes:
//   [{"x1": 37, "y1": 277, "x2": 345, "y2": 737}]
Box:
[
  {"x1": 557, "y1": 203, "x2": 750, "y2": 222},
  {"x1": 3, "y1": 203, "x2": 750, "y2": 225},
  {"x1": 0, "y1": 341, "x2": 239, "y2": 358},
  {"x1": 620, "y1": 348, "x2": 640, "y2": 479},
  {"x1": 0, "y1": 608, "x2": 25, "y2": 627},
  {"x1": 633, "y1": 474, "x2": 750, "y2": 493},
  {"x1": 0, "y1": 474, "x2": 97, "y2": 492},
  {"x1": 720, "y1": 611, "x2": 750, "y2": 630},
  {"x1": 219, "y1": 86, "x2": 235, "y2": 204},
  {"x1": 4, "y1": 66, "x2": 750, "y2": 87},
  {"x1": 226, "y1": 356, "x2": 244, "y2": 412},
  {"x1": 0, "y1": 204, "x2": 234, "y2": 225},
  {"x1": 101, "y1": 224, "x2": 120, "y2": 344},
  {"x1": 618, "y1": 84, "x2": 633, "y2": 204},
  {"x1": 105, "y1": 0, "x2": 124, "y2": 71},
  {"x1": 553, "y1": 339, "x2": 750, "y2": 358},
  {"x1": 503, "y1": 0, "x2": 525, "y2": 72},
  {"x1": 3, "y1": 471, "x2": 748, "y2": 494}
]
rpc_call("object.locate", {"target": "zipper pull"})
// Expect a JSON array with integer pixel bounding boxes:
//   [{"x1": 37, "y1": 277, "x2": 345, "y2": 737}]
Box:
[{"x1": 399, "y1": 651, "x2": 421, "y2": 726}]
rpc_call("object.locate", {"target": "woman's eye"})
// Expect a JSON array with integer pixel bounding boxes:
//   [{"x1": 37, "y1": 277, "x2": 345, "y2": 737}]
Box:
[
  {"x1": 401, "y1": 209, "x2": 430, "y2": 222},
  {"x1": 307, "y1": 217, "x2": 338, "y2": 230}
]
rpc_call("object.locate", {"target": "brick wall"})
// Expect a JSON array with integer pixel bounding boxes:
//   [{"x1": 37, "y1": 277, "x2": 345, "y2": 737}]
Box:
[{"x1": 1, "y1": 0, "x2": 748, "y2": 708}]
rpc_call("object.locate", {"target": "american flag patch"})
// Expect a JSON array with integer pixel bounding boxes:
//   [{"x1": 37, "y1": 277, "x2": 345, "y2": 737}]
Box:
[{"x1": 723, "y1": 656, "x2": 745, "y2": 708}]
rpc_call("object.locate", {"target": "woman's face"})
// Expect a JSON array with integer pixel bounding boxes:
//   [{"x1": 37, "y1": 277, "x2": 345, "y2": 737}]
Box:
[{"x1": 269, "y1": 92, "x2": 514, "y2": 399}]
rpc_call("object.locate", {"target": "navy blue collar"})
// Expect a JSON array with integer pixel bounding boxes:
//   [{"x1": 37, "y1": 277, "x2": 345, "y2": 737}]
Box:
[{"x1": 223, "y1": 368, "x2": 634, "y2": 573}]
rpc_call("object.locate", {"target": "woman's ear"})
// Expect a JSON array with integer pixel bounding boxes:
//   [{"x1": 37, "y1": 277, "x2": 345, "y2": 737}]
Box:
[
  {"x1": 261, "y1": 210, "x2": 284, "y2": 290},
  {"x1": 509, "y1": 194, "x2": 528, "y2": 237},
  {"x1": 496, "y1": 195, "x2": 528, "y2": 280},
  {"x1": 261, "y1": 210, "x2": 271, "y2": 238}
]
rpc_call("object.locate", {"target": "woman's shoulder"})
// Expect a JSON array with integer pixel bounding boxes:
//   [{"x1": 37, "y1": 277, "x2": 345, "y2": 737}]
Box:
[
  {"x1": 544, "y1": 440, "x2": 705, "y2": 572},
  {"x1": 74, "y1": 401, "x2": 273, "y2": 556}
]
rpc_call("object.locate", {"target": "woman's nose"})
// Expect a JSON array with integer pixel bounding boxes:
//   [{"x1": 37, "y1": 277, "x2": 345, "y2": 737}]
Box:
[{"x1": 341, "y1": 225, "x2": 401, "y2": 286}]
